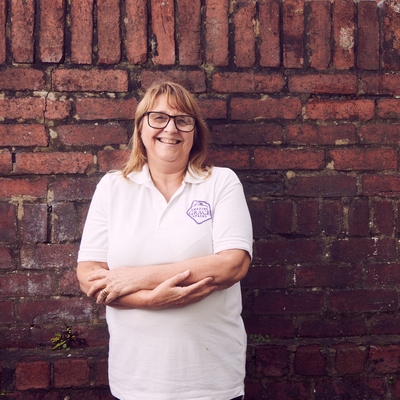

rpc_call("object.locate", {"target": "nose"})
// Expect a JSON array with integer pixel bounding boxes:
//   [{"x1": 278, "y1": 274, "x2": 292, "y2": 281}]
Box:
[{"x1": 163, "y1": 117, "x2": 178, "y2": 132}]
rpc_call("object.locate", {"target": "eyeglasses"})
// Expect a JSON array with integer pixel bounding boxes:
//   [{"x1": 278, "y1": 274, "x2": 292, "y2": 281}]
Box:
[{"x1": 145, "y1": 112, "x2": 196, "y2": 132}]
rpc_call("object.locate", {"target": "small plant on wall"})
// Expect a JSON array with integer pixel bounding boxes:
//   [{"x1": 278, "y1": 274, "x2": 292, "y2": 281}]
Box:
[{"x1": 50, "y1": 325, "x2": 87, "y2": 351}]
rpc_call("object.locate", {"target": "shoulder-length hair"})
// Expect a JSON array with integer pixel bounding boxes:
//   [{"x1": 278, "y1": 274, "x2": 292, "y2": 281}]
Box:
[{"x1": 121, "y1": 81, "x2": 211, "y2": 178}]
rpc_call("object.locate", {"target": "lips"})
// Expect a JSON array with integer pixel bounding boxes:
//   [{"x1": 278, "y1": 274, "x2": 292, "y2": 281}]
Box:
[{"x1": 157, "y1": 138, "x2": 181, "y2": 145}]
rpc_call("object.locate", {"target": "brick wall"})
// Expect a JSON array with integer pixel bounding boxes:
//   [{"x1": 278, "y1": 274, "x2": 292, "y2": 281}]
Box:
[{"x1": 2, "y1": 0, "x2": 400, "y2": 398}]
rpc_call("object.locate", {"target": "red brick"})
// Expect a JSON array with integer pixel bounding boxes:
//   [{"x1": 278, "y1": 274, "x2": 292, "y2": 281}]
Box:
[
  {"x1": 11, "y1": 0, "x2": 35, "y2": 63},
  {"x1": 125, "y1": 0, "x2": 147, "y2": 64},
  {"x1": 382, "y1": 4, "x2": 400, "y2": 70},
  {"x1": 0, "y1": 177, "x2": 47, "y2": 199},
  {"x1": 233, "y1": 0, "x2": 256, "y2": 68},
  {"x1": 0, "y1": 247, "x2": 13, "y2": 269},
  {"x1": 256, "y1": 239, "x2": 322, "y2": 264},
  {"x1": 151, "y1": 0, "x2": 175, "y2": 65},
  {"x1": 372, "y1": 200, "x2": 394, "y2": 236},
  {"x1": 306, "y1": 99, "x2": 375, "y2": 121},
  {"x1": 0, "y1": 151, "x2": 12, "y2": 174},
  {"x1": 0, "y1": 0, "x2": 5, "y2": 63},
  {"x1": 362, "y1": 73, "x2": 400, "y2": 95},
  {"x1": 315, "y1": 379, "x2": 385, "y2": 399},
  {"x1": 177, "y1": 0, "x2": 201, "y2": 65},
  {"x1": 309, "y1": 1, "x2": 331, "y2": 69},
  {"x1": 256, "y1": 346, "x2": 290, "y2": 377},
  {"x1": 254, "y1": 148, "x2": 324, "y2": 170},
  {"x1": 365, "y1": 263, "x2": 400, "y2": 286},
  {"x1": 205, "y1": 0, "x2": 229, "y2": 66},
  {"x1": 71, "y1": 0, "x2": 93, "y2": 64},
  {"x1": 363, "y1": 174, "x2": 400, "y2": 197},
  {"x1": 247, "y1": 199, "x2": 267, "y2": 238},
  {"x1": 370, "y1": 345, "x2": 400, "y2": 373},
  {"x1": 206, "y1": 149, "x2": 251, "y2": 169},
  {"x1": 97, "y1": 0, "x2": 121, "y2": 64},
  {"x1": 95, "y1": 357, "x2": 109, "y2": 386},
  {"x1": 330, "y1": 148, "x2": 397, "y2": 171},
  {"x1": 295, "y1": 345, "x2": 327, "y2": 376},
  {"x1": 372, "y1": 314, "x2": 400, "y2": 335},
  {"x1": 52, "y1": 69, "x2": 128, "y2": 92},
  {"x1": 98, "y1": 149, "x2": 129, "y2": 172},
  {"x1": 295, "y1": 264, "x2": 361, "y2": 288},
  {"x1": 260, "y1": 381, "x2": 310, "y2": 400},
  {"x1": 212, "y1": 123, "x2": 282, "y2": 145},
  {"x1": 348, "y1": 200, "x2": 369, "y2": 236},
  {"x1": 231, "y1": 98, "x2": 302, "y2": 120},
  {"x1": 53, "y1": 177, "x2": 97, "y2": 200},
  {"x1": 0, "y1": 68, "x2": 45, "y2": 90},
  {"x1": 18, "y1": 297, "x2": 96, "y2": 323},
  {"x1": 22, "y1": 203, "x2": 48, "y2": 242},
  {"x1": 39, "y1": 0, "x2": 65, "y2": 63},
  {"x1": 289, "y1": 73, "x2": 357, "y2": 94},
  {"x1": 0, "y1": 273, "x2": 53, "y2": 297},
  {"x1": 297, "y1": 200, "x2": 319, "y2": 235},
  {"x1": 212, "y1": 72, "x2": 284, "y2": 93},
  {"x1": 45, "y1": 99, "x2": 72, "y2": 119},
  {"x1": 334, "y1": 343, "x2": 368, "y2": 375},
  {"x1": 59, "y1": 270, "x2": 81, "y2": 295},
  {"x1": 0, "y1": 301, "x2": 14, "y2": 323},
  {"x1": 0, "y1": 125, "x2": 48, "y2": 146},
  {"x1": 287, "y1": 124, "x2": 356, "y2": 145},
  {"x1": 54, "y1": 358, "x2": 90, "y2": 388},
  {"x1": 254, "y1": 290, "x2": 324, "y2": 314},
  {"x1": 52, "y1": 202, "x2": 88, "y2": 242},
  {"x1": 329, "y1": 289, "x2": 397, "y2": 312},
  {"x1": 20, "y1": 244, "x2": 79, "y2": 269},
  {"x1": 269, "y1": 201, "x2": 293, "y2": 234},
  {"x1": 198, "y1": 99, "x2": 227, "y2": 119},
  {"x1": 282, "y1": 0, "x2": 305, "y2": 68},
  {"x1": 244, "y1": 317, "x2": 295, "y2": 339},
  {"x1": 331, "y1": 238, "x2": 396, "y2": 262},
  {"x1": 0, "y1": 203, "x2": 17, "y2": 243},
  {"x1": 332, "y1": 0, "x2": 355, "y2": 69},
  {"x1": 76, "y1": 98, "x2": 137, "y2": 120},
  {"x1": 15, "y1": 361, "x2": 50, "y2": 390},
  {"x1": 357, "y1": 1, "x2": 379, "y2": 70},
  {"x1": 242, "y1": 265, "x2": 287, "y2": 289},
  {"x1": 287, "y1": 175, "x2": 357, "y2": 197},
  {"x1": 259, "y1": 0, "x2": 280, "y2": 67},
  {"x1": 299, "y1": 318, "x2": 366, "y2": 338},
  {"x1": 141, "y1": 70, "x2": 206, "y2": 93},
  {"x1": 15, "y1": 152, "x2": 93, "y2": 174},
  {"x1": 57, "y1": 123, "x2": 127, "y2": 146},
  {"x1": 321, "y1": 201, "x2": 343, "y2": 235},
  {"x1": 378, "y1": 99, "x2": 400, "y2": 118}
]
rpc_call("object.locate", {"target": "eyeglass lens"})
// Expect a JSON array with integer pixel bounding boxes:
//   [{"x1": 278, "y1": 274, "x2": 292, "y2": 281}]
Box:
[{"x1": 147, "y1": 112, "x2": 195, "y2": 132}]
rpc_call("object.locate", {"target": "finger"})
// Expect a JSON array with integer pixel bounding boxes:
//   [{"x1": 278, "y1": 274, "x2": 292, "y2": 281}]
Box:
[
  {"x1": 166, "y1": 270, "x2": 191, "y2": 287},
  {"x1": 87, "y1": 272, "x2": 107, "y2": 281},
  {"x1": 185, "y1": 276, "x2": 214, "y2": 292}
]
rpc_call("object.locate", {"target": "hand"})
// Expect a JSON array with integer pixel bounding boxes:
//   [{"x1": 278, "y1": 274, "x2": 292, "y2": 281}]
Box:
[{"x1": 147, "y1": 270, "x2": 217, "y2": 310}]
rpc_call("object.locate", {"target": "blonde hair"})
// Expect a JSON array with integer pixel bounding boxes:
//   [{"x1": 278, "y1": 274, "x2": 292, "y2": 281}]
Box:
[{"x1": 121, "y1": 81, "x2": 211, "y2": 178}]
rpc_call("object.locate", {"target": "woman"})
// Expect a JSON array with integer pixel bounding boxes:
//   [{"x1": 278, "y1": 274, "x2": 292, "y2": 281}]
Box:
[{"x1": 77, "y1": 81, "x2": 253, "y2": 400}]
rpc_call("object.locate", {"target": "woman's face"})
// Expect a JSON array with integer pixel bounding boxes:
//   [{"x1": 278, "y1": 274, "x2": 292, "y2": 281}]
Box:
[{"x1": 140, "y1": 94, "x2": 194, "y2": 173}]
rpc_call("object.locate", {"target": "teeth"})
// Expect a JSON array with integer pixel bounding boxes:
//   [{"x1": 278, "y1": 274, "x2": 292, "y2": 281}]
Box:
[{"x1": 159, "y1": 138, "x2": 179, "y2": 144}]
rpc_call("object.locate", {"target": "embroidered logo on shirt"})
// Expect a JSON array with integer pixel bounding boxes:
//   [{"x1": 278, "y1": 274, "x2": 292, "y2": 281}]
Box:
[{"x1": 186, "y1": 200, "x2": 212, "y2": 224}]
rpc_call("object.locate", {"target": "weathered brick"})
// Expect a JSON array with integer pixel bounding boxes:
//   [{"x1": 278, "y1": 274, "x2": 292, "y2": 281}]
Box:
[
  {"x1": 370, "y1": 345, "x2": 400, "y2": 373},
  {"x1": 76, "y1": 98, "x2": 137, "y2": 120},
  {"x1": 378, "y1": 99, "x2": 400, "y2": 118},
  {"x1": 362, "y1": 73, "x2": 400, "y2": 95},
  {"x1": 15, "y1": 152, "x2": 93, "y2": 174},
  {"x1": 205, "y1": 0, "x2": 229, "y2": 66},
  {"x1": 0, "y1": 273, "x2": 53, "y2": 297},
  {"x1": 95, "y1": 357, "x2": 109, "y2": 386},
  {"x1": 259, "y1": 0, "x2": 280, "y2": 67},
  {"x1": 247, "y1": 199, "x2": 267, "y2": 238},
  {"x1": 297, "y1": 200, "x2": 319, "y2": 235},
  {"x1": 39, "y1": 0, "x2": 65, "y2": 63},
  {"x1": 372, "y1": 314, "x2": 400, "y2": 336},
  {"x1": 306, "y1": 100, "x2": 375, "y2": 121},
  {"x1": 287, "y1": 175, "x2": 357, "y2": 198},
  {"x1": 329, "y1": 288, "x2": 397, "y2": 312},
  {"x1": 294, "y1": 345, "x2": 327, "y2": 376},
  {"x1": 231, "y1": 98, "x2": 302, "y2": 120},
  {"x1": 70, "y1": 0, "x2": 93, "y2": 64},
  {"x1": 348, "y1": 200, "x2": 369, "y2": 237},
  {"x1": 254, "y1": 148, "x2": 324, "y2": 170},
  {"x1": 361, "y1": 121, "x2": 400, "y2": 141},
  {"x1": 15, "y1": 361, "x2": 50, "y2": 390},
  {"x1": 141, "y1": 70, "x2": 206, "y2": 93},
  {"x1": 315, "y1": 379, "x2": 385, "y2": 399},
  {"x1": 332, "y1": 0, "x2": 355, "y2": 69},
  {"x1": 97, "y1": 0, "x2": 121, "y2": 64},
  {"x1": 254, "y1": 290, "x2": 324, "y2": 314},
  {"x1": 287, "y1": 124, "x2": 356, "y2": 145},
  {"x1": 22, "y1": 203, "x2": 48, "y2": 242},
  {"x1": 151, "y1": 0, "x2": 175, "y2": 65},
  {"x1": 244, "y1": 317, "x2": 295, "y2": 339},
  {"x1": 54, "y1": 358, "x2": 90, "y2": 388},
  {"x1": 97, "y1": 149, "x2": 129, "y2": 172},
  {"x1": 0, "y1": 0, "x2": 5, "y2": 63},
  {"x1": 269, "y1": 201, "x2": 293, "y2": 234},
  {"x1": 233, "y1": 0, "x2": 256, "y2": 68},
  {"x1": 11, "y1": 0, "x2": 35, "y2": 63},
  {"x1": 53, "y1": 177, "x2": 97, "y2": 201},
  {"x1": 177, "y1": 0, "x2": 201, "y2": 65},
  {"x1": 0, "y1": 96, "x2": 46, "y2": 120},
  {"x1": 206, "y1": 149, "x2": 251, "y2": 169},
  {"x1": 198, "y1": 99, "x2": 227, "y2": 119},
  {"x1": 0, "y1": 151, "x2": 12, "y2": 174},
  {"x1": 256, "y1": 346, "x2": 290, "y2": 377},
  {"x1": 372, "y1": 200, "x2": 394, "y2": 236},
  {"x1": 125, "y1": 0, "x2": 147, "y2": 64},
  {"x1": 334, "y1": 343, "x2": 368, "y2": 375},
  {"x1": 20, "y1": 244, "x2": 79, "y2": 269},
  {"x1": 59, "y1": 270, "x2": 81, "y2": 295},
  {"x1": 212, "y1": 123, "x2": 282, "y2": 145},
  {"x1": 309, "y1": 1, "x2": 331, "y2": 69},
  {"x1": 242, "y1": 265, "x2": 286, "y2": 289},
  {"x1": 256, "y1": 239, "x2": 322, "y2": 264},
  {"x1": 363, "y1": 174, "x2": 400, "y2": 197},
  {"x1": 45, "y1": 99, "x2": 72, "y2": 119},
  {"x1": 260, "y1": 381, "x2": 310, "y2": 400},
  {"x1": 0, "y1": 68, "x2": 45, "y2": 91},
  {"x1": 282, "y1": 0, "x2": 305, "y2": 68},
  {"x1": 0, "y1": 247, "x2": 13, "y2": 269},
  {"x1": 365, "y1": 263, "x2": 400, "y2": 286},
  {"x1": 52, "y1": 69, "x2": 128, "y2": 92},
  {"x1": 0, "y1": 203, "x2": 17, "y2": 243},
  {"x1": 0, "y1": 177, "x2": 47, "y2": 199},
  {"x1": 382, "y1": 3, "x2": 400, "y2": 70},
  {"x1": 0, "y1": 301, "x2": 14, "y2": 323},
  {"x1": 288, "y1": 73, "x2": 357, "y2": 94},
  {"x1": 0, "y1": 125, "x2": 48, "y2": 146},
  {"x1": 212, "y1": 72, "x2": 284, "y2": 93},
  {"x1": 52, "y1": 202, "x2": 88, "y2": 242},
  {"x1": 299, "y1": 318, "x2": 366, "y2": 338},
  {"x1": 357, "y1": 1, "x2": 379, "y2": 70},
  {"x1": 57, "y1": 123, "x2": 127, "y2": 146},
  {"x1": 321, "y1": 201, "x2": 343, "y2": 235}
]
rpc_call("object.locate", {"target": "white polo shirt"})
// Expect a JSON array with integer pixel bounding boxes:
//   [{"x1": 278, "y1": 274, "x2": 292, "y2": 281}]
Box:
[{"x1": 78, "y1": 164, "x2": 253, "y2": 400}]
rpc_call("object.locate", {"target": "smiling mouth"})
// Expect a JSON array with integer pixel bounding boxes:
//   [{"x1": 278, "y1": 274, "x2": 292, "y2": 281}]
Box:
[{"x1": 157, "y1": 138, "x2": 181, "y2": 145}]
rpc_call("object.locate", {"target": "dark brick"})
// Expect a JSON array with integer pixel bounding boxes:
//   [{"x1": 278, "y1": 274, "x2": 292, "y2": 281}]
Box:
[
  {"x1": 269, "y1": 200, "x2": 292, "y2": 234},
  {"x1": 370, "y1": 345, "x2": 400, "y2": 373},
  {"x1": 255, "y1": 346, "x2": 290, "y2": 377},
  {"x1": 315, "y1": 379, "x2": 385, "y2": 399},
  {"x1": 365, "y1": 263, "x2": 400, "y2": 286},
  {"x1": 242, "y1": 265, "x2": 287, "y2": 289},
  {"x1": 15, "y1": 361, "x2": 51, "y2": 390},
  {"x1": 321, "y1": 201, "x2": 343, "y2": 235},
  {"x1": 348, "y1": 200, "x2": 369, "y2": 236},
  {"x1": 259, "y1": 0, "x2": 280, "y2": 67},
  {"x1": 297, "y1": 200, "x2": 319, "y2": 235},
  {"x1": 0, "y1": 203, "x2": 17, "y2": 243},
  {"x1": 294, "y1": 345, "x2": 327, "y2": 376},
  {"x1": 21, "y1": 203, "x2": 48, "y2": 242},
  {"x1": 363, "y1": 174, "x2": 400, "y2": 197},
  {"x1": 372, "y1": 200, "x2": 394, "y2": 236},
  {"x1": 299, "y1": 318, "x2": 366, "y2": 338},
  {"x1": 53, "y1": 358, "x2": 90, "y2": 388},
  {"x1": 334, "y1": 343, "x2": 368, "y2": 375}
]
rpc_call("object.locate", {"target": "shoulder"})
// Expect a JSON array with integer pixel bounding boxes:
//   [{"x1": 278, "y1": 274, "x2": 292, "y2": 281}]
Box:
[
  {"x1": 209, "y1": 167, "x2": 241, "y2": 184},
  {"x1": 95, "y1": 171, "x2": 131, "y2": 192}
]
